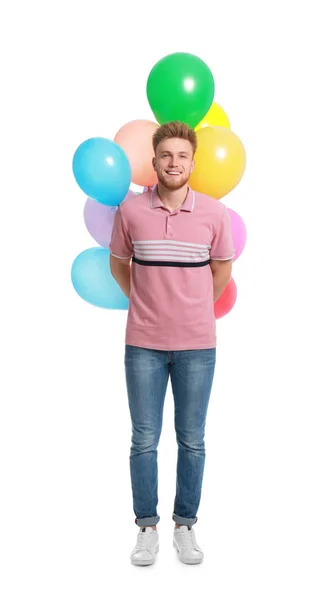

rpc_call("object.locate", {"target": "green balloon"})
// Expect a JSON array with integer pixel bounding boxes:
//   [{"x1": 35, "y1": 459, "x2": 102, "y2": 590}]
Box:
[{"x1": 146, "y1": 52, "x2": 215, "y2": 129}]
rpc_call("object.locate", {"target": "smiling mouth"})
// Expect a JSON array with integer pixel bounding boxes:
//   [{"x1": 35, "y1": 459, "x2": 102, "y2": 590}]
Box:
[{"x1": 166, "y1": 171, "x2": 182, "y2": 176}]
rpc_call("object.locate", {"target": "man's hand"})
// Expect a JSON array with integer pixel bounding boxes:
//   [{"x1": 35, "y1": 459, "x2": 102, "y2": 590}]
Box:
[{"x1": 210, "y1": 259, "x2": 233, "y2": 303}]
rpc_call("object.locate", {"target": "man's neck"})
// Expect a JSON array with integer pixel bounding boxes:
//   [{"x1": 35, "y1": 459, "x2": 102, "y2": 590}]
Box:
[{"x1": 157, "y1": 182, "x2": 189, "y2": 210}]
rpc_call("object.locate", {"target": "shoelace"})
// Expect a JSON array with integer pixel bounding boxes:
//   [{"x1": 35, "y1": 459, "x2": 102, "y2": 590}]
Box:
[
  {"x1": 135, "y1": 530, "x2": 155, "y2": 551},
  {"x1": 178, "y1": 528, "x2": 199, "y2": 551}
]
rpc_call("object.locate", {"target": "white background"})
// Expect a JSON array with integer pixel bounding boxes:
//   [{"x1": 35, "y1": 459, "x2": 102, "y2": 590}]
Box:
[{"x1": 1, "y1": 0, "x2": 326, "y2": 597}]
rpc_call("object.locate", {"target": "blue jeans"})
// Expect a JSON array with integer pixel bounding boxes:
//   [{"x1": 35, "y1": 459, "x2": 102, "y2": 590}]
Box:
[{"x1": 124, "y1": 344, "x2": 216, "y2": 528}]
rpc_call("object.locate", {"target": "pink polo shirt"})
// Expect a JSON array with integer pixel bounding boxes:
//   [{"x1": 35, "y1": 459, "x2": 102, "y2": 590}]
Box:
[{"x1": 109, "y1": 185, "x2": 235, "y2": 351}]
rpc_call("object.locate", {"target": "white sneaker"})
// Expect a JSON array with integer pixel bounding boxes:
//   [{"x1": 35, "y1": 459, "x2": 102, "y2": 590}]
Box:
[
  {"x1": 173, "y1": 525, "x2": 204, "y2": 564},
  {"x1": 131, "y1": 527, "x2": 159, "y2": 566}
]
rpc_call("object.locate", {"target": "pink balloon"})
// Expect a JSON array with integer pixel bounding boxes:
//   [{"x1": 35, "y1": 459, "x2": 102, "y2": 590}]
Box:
[
  {"x1": 114, "y1": 120, "x2": 159, "y2": 187},
  {"x1": 214, "y1": 277, "x2": 237, "y2": 319},
  {"x1": 228, "y1": 207, "x2": 247, "y2": 261},
  {"x1": 83, "y1": 190, "x2": 135, "y2": 248}
]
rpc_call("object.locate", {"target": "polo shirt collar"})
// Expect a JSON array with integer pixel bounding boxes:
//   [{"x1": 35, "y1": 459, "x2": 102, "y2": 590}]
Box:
[{"x1": 149, "y1": 184, "x2": 195, "y2": 212}]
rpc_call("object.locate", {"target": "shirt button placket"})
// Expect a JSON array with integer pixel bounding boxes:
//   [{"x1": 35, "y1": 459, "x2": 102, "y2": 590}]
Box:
[{"x1": 166, "y1": 215, "x2": 173, "y2": 237}]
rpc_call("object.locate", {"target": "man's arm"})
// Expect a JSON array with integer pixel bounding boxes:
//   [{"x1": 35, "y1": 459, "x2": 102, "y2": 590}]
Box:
[
  {"x1": 210, "y1": 259, "x2": 233, "y2": 303},
  {"x1": 110, "y1": 254, "x2": 132, "y2": 299}
]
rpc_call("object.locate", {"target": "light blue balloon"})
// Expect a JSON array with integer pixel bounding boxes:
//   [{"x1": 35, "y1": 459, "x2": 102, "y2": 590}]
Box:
[
  {"x1": 71, "y1": 247, "x2": 129, "y2": 310},
  {"x1": 72, "y1": 137, "x2": 131, "y2": 206}
]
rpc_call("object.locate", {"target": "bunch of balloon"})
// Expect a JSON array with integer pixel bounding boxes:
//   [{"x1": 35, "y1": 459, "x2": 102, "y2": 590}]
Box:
[
  {"x1": 146, "y1": 52, "x2": 247, "y2": 319},
  {"x1": 70, "y1": 50, "x2": 247, "y2": 319}
]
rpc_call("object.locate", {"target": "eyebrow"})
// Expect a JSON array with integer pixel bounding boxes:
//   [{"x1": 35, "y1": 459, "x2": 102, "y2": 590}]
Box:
[{"x1": 160, "y1": 150, "x2": 190, "y2": 156}]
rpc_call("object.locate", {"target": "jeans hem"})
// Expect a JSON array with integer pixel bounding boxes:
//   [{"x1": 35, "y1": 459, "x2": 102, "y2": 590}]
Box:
[
  {"x1": 135, "y1": 515, "x2": 160, "y2": 526},
  {"x1": 172, "y1": 513, "x2": 198, "y2": 526}
]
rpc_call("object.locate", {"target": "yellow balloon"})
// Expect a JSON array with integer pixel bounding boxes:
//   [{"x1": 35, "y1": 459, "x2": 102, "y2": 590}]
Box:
[
  {"x1": 189, "y1": 126, "x2": 246, "y2": 199},
  {"x1": 195, "y1": 102, "x2": 230, "y2": 131}
]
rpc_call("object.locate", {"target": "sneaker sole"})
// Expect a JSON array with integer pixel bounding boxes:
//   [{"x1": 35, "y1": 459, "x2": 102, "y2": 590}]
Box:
[
  {"x1": 173, "y1": 540, "x2": 203, "y2": 564},
  {"x1": 131, "y1": 544, "x2": 159, "y2": 566}
]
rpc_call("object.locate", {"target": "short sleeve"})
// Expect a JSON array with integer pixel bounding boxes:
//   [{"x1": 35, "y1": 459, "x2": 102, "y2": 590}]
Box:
[
  {"x1": 210, "y1": 204, "x2": 235, "y2": 260},
  {"x1": 109, "y1": 206, "x2": 133, "y2": 259}
]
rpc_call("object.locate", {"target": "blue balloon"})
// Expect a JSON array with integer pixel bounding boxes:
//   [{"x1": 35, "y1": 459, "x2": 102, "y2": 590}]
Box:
[
  {"x1": 71, "y1": 247, "x2": 129, "y2": 310},
  {"x1": 72, "y1": 137, "x2": 131, "y2": 206}
]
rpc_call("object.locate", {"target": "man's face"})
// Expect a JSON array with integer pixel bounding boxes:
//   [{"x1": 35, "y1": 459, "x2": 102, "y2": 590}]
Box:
[{"x1": 152, "y1": 138, "x2": 195, "y2": 190}]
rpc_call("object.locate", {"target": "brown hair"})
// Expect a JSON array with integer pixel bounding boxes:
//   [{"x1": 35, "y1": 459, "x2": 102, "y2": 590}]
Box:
[{"x1": 152, "y1": 121, "x2": 197, "y2": 156}]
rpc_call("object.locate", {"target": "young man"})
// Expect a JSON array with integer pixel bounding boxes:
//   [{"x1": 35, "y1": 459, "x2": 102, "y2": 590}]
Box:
[{"x1": 109, "y1": 121, "x2": 235, "y2": 566}]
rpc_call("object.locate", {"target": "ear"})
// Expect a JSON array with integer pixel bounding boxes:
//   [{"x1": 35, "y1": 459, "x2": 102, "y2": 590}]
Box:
[
  {"x1": 152, "y1": 157, "x2": 157, "y2": 171},
  {"x1": 190, "y1": 160, "x2": 195, "y2": 173}
]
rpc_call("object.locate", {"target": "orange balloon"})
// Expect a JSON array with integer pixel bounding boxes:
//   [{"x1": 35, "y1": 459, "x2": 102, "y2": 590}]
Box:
[
  {"x1": 114, "y1": 120, "x2": 159, "y2": 187},
  {"x1": 214, "y1": 278, "x2": 237, "y2": 319},
  {"x1": 189, "y1": 126, "x2": 246, "y2": 199}
]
